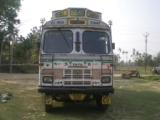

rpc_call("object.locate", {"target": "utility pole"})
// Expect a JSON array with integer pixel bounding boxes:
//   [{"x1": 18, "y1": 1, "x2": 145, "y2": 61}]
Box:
[{"x1": 144, "y1": 32, "x2": 149, "y2": 73}]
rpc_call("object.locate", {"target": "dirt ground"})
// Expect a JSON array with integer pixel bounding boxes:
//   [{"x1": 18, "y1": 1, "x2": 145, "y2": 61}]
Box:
[
  {"x1": 0, "y1": 73, "x2": 38, "y2": 81},
  {"x1": 0, "y1": 73, "x2": 38, "y2": 88},
  {"x1": 0, "y1": 73, "x2": 160, "y2": 120}
]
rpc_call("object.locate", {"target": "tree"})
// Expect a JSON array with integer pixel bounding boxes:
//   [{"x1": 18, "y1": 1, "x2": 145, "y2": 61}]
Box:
[
  {"x1": 0, "y1": 0, "x2": 21, "y2": 33},
  {"x1": 153, "y1": 52, "x2": 160, "y2": 66},
  {"x1": 25, "y1": 27, "x2": 41, "y2": 63},
  {"x1": 14, "y1": 27, "x2": 41, "y2": 64},
  {"x1": 0, "y1": 0, "x2": 21, "y2": 64}
]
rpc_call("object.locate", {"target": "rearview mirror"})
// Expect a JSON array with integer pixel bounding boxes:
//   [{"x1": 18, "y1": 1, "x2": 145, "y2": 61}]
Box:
[{"x1": 112, "y1": 43, "x2": 115, "y2": 49}]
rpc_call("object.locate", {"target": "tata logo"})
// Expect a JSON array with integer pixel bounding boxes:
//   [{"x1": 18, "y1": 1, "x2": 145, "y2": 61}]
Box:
[
  {"x1": 68, "y1": 63, "x2": 87, "y2": 68},
  {"x1": 72, "y1": 63, "x2": 83, "y2": 66}
]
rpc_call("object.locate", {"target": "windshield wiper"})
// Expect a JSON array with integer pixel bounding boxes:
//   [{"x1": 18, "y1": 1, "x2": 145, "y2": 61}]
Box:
[{"x1": 58, "y1": 29, "x2": 71, "y2": 49}]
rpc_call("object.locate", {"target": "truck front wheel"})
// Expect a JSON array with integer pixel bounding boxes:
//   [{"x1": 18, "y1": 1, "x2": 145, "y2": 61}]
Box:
[
  {"x1": 45, "y1": 104, "x2": 52, "y2": 113},
  {"x1": 96, "y1": 95, "x2": 110, "y2": 111},
  {"x1": 44, "y1": 95, "x2": 53, "y2": 113}
]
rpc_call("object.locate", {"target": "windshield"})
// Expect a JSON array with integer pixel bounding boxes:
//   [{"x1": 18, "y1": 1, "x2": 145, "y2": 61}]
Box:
[
  {"x1": 83, "y1": 31, "x2": 110, "y2": 54},
  {"x1": 43, "y1": 30, "x2": 73, "y2": 53}
]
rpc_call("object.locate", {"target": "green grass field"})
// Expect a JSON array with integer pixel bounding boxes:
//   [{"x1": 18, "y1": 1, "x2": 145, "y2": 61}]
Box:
[
  {"x1": 114, "y1": 66, "x2": 153, "y2": 74},
  {"x1": 0, "y1": 74, "x2": 160, "y2": 120}
]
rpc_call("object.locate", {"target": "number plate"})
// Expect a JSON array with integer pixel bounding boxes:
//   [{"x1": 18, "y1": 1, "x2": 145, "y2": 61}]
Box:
[
  {"x1": 69, "y1": 94, "x2": 86, "y2": 101},
  {"x1": 102, "y1": 96, "x2": 111, "y2": 105}
]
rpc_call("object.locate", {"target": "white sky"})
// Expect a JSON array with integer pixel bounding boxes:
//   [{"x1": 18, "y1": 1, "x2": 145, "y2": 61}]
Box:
[{"x1": 18, "y1": 0, "x2": 160, "y2": 59}]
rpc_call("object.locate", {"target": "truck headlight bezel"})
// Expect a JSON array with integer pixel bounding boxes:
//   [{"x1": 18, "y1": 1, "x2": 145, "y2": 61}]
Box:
[{"x1": 42, "y1": 76, "x2": 53, "y2": 84}]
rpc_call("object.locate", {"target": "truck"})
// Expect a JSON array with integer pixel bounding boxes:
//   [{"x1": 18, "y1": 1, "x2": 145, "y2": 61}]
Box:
[
  {"x1": 38, "y1": 8, "x2": 115, "y2": 112},
  {"x1": 152, "y1": 65, "x2": 160, "y2": 74}
]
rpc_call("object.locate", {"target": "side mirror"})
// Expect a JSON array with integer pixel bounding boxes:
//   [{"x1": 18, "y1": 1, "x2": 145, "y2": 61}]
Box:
[{"x1": 112, "y1": 43, "x2": 115, "y2": 49}]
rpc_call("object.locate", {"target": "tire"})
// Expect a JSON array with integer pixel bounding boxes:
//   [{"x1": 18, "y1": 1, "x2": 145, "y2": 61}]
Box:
[
  {"x1": 44, "y1": 95, "x2": 53, "y2": 113},
  {"x1": 96, "y1": 95, "x2": 109, "y2": 111},
  {"x1": 152, "y1": 69, "x2": 157, "y2": 74},
  {"x1": 45, "y1": 104, "x2": 52, "y2": 113},
  {"x1": 136, "y1": 72, "x2": 140, "y2": 78},
  {"x1": 157, "y1": 70, "x2": 160, "y2": 74}
]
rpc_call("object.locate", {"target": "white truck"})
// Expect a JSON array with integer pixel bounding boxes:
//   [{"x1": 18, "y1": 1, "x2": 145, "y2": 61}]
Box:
[
  {"x1": 152, "y1": 65, "x2": 160, "y2": 74},
  {"x1": 38, "y1": 8, "x2": 115, "y2": 112}
]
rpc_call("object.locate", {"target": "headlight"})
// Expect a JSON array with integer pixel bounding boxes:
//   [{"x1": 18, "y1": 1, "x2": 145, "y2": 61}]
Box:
[
  {"x1": 42, "y1": 76, "x2": 53, "y2": 83},
  {"x1": 101, "y1": 76, "x2": 111, "y2": 83}
]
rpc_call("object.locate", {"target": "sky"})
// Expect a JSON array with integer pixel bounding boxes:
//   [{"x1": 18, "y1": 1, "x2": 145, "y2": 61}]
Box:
[{"x1": 17, "y1": 0, "x2": 160, "y2": 59}]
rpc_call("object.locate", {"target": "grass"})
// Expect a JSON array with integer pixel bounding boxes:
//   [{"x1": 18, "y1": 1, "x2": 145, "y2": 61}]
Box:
[
  {"x1": 0, "y1": 74, "x2": 160, "y2": 120},
  {"x1": 114, "y1": 74, "x2": 160, "y2": 82},
  {"x1": 141, "y1": 75, "x2": 160, "y2": 81},
  {"x1": 114, "y1": 66, "x2": 153, "y2": 74}
]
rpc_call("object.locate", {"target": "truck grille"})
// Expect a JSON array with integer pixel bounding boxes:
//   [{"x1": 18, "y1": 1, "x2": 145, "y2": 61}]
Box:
[
  {"x1": 64, "y1": 81, "x2": 91, "y2": 85},
  {"x1": 63, "y1": 69, "x2": 92, "y2": 79}
]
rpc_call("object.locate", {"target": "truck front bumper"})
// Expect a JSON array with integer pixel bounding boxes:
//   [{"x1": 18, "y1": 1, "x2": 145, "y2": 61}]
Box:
[{"x1": 38, "y1": 86, "x2": 114, "y2": 95}]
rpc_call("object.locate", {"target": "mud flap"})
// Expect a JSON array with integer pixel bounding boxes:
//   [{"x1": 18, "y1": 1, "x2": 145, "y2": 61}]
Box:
[{"x1": 101, "y1": 96, "x2": 111, "y2": 105}]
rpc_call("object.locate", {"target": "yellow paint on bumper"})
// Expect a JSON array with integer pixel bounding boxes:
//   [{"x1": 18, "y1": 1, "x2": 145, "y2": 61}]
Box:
[{"x1": 69, "y1": 94, "x2": 86, "y2": 101}]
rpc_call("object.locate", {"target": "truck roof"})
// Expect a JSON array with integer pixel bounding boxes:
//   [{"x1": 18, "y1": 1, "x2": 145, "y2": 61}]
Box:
[{"x1": 43, "y1": 8, "x2": 110, "y2": 30}]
